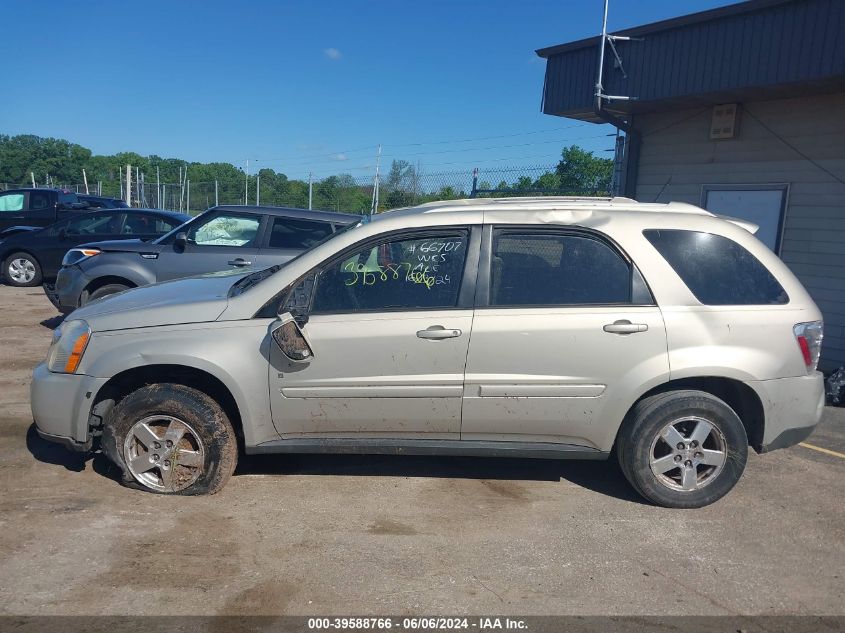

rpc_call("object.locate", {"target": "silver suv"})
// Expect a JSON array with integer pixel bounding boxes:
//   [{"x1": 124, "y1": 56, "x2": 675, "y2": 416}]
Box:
[{"x1": 31, "y1": 197, "x2": 825, "y2": 508}]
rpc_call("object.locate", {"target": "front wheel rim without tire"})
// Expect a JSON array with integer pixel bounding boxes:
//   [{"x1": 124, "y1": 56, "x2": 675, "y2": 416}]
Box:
[
  {"x1": 123, "y1": 415, "x2": 205, "y2": 492},
  {"x1": 649, "y1": 416, "x2": 728, "y2": 492},
  {"x1": 8, "y1": 258, "x2": 35, "y2": 284}
]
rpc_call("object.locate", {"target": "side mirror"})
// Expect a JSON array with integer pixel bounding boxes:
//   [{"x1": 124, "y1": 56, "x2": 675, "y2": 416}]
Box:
[
  {"x1": 282, "y1": 275, "x2": 315, "y2": 326},
  {"x1": 174, "y1": 231, "x2": 188, "y2": 251},
  {"x1": 271, "y1": 313, "x2": 314, "y2": 363}
]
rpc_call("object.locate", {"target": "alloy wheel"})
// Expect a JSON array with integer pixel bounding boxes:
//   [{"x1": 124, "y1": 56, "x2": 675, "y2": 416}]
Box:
[
  {"x1": 123, "y1": 415, "x2": 205, "y2": 492},
  {"x1": 648, "y1": 416, "x2": 728, "y2": 492}
]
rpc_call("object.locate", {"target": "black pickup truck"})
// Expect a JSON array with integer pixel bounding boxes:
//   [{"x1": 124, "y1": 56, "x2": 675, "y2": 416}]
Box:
[{"x1": 0, "y1": 188, "x2": 90, "y2": 235}]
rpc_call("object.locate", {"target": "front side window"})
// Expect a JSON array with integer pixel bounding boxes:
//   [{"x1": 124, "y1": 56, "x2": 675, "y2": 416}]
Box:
[
  {"x1": 0, "y1": 193, "x2": 24, "y2": 212},
  {"x1": 188, "y1": 213, "x2": 260, "y2": 247},
  {"x1": 268, "y1": 218, "x2": 333, "y2": 249},
  {"x1": 65, "y1": 212, "x2": 120, "y2": 236},
  {"x1": 490, "y1": 231, "x2": 631, "y2": 306},
  {"x1": 311, "y1": 232, "x2": 468, "y2": 313},
  {"x1": 644, "y1": 229, "x2": 788, "y2": 305}
]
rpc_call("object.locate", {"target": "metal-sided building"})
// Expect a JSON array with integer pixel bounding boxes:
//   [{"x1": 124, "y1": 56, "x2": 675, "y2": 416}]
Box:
[{"x1": 537, "y1": 0, "x2": 845, "y2": 369}]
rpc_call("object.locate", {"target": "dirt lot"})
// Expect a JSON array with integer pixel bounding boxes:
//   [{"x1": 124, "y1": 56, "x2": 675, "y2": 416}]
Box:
[{"x1": 0, "y1": 284, "x2": 843, "y2": 616}]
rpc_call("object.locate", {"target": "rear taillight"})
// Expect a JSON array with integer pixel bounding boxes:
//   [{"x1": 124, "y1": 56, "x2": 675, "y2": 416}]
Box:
[{"x1": 793, "y1": 321, "x2": 823, "y2": 373}]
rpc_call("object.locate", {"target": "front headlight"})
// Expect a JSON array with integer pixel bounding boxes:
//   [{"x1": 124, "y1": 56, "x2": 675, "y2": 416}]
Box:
[
  {"x1": 46, "y1": 320, "x2": 91, "y2": 373},
  {"x1": 62, "y1": 248, "x2": 101, "y2": 267}
]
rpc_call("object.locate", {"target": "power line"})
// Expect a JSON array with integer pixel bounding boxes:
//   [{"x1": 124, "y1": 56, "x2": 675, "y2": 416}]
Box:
[
  {"x1": 258, "y1": 132, "x2": 610, "y2": 170},
  {"x1": 248, "y1": 123, "x2": 596, "y2": 164}
]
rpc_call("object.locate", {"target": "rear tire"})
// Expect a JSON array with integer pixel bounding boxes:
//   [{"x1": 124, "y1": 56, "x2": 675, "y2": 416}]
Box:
[
  {"x1": 85, "y1": 283, "x2": 130, "y2": 305},
  {"x1": 102, "y1": 384, "x2": 238, "y2": 495},
  {"x1": 617, "y1": 390, "x2": 748, "y2": 508},
  {"x1": 4, "y1": 252, "x2": 42, "y2": 287}
]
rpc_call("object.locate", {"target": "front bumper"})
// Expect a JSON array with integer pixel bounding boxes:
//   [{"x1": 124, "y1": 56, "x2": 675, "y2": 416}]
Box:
[
  {"x1": 30, "y1": 362, "x2": 108, "y2": 450},
  {"x1": 50, "y1": 265, "x2": 90, "y2": 313}
]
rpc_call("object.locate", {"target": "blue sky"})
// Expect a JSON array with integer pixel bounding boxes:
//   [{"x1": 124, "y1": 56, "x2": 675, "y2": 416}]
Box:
[{"x1": 1, "y1": 0, "x2": 735, "y2": 179}]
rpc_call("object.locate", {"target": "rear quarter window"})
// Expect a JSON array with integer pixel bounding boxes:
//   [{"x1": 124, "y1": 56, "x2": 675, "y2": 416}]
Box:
[{"x1": 643, "y1": 229, "x2": 788, "y2": 305}]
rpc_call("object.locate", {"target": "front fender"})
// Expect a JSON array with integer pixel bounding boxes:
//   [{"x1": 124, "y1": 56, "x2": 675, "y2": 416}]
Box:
[
  {"x1": 81, "y1": 320, "x2": 279, "y2": 447},
  {"x1": 79, "y1": 254, "x2": 158, "y2": 288}
]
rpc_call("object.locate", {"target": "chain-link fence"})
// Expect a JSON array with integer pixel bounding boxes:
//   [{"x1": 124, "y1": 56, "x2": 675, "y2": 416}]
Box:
[{"x1": 2, "y1": 164, "x2": 612, "y2": 216}]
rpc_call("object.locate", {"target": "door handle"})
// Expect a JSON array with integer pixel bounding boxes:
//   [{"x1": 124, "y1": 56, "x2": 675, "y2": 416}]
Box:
[
  {"x1": 603, "y1": 320, "x2": 648, "y2": 334},
  {"x1": 416, "y1": 326, "x2": 462, "y2": 340},
  {"x1": 228, "y1": 258, "x2": 252, "y2": 267}
]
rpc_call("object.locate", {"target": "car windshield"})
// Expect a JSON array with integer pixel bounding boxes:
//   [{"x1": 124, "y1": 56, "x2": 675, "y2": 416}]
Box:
[{"x1": 228, "y1": 219, "x2": 363, "y2": 297}]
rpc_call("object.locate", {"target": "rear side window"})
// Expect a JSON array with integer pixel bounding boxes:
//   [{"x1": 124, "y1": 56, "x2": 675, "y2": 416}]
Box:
[
  {"x1": 58, "y1": 191, "x2": 78, "y2": 206},
  {"x1": 123, "y1": 214, "x2": 181, "y2": 235},
  {"x1": 30, "y1": 191, "x2": 51, "y2": 210},
  {"x1": 268, "y1": 218, "x2": 333, "y2": 249},
  {"x1": 644, "y1": 229, "x2": 788, "y2": 305},
  {"x1": 490, "y1": 232, "x2": 632, "y2": 306}
]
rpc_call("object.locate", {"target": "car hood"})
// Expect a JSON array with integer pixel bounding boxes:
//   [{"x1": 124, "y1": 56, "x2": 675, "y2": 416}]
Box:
[
  {"x1": 79, "y1": 239, "x2": 164, "y2": 253},
  {"x1": 69, "y1": 270, "x2": 247, "y2": 332}
]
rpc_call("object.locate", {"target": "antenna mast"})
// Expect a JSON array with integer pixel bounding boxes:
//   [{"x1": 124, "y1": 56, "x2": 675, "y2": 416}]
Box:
[{"x1": 370, "y1": 144, "x2": 382, "y2": 216}]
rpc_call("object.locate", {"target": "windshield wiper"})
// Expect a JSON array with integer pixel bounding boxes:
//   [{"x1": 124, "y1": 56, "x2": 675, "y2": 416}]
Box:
[{"x1": 229, "y1": 264, "x2": 283, "y2": 297}]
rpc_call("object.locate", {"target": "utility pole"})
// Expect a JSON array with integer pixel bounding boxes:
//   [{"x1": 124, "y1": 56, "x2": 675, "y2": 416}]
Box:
[
  {"x1": 125, "y1": 165, "x2": 132, "y2": 206},
  {"x1": 215, "y1": 180, "x2": 219, "y2": 207},
  {"x1": 156, "y1": 166, "x2": 161, "y2": 209},
  {"x1": 31, "y1": 172, "x2": 36, "y2": 188},
  {"x1": 256, "y1": 173, "x2": 260, "y2": 206},
  {"x1": 370, "y1": 145, "x2": 382, "y2": 216},
  {"x1": 186, "y1": 179, "x2": 191, "y2": 214},
  {"x1": 308, "y1": 172, "x2": 313, "y2": 210},
  {"x1": 244, "y1": 159, "x2": 250, "y2": 205},
  {"x1": 82, "y1": 169, "x2": 89, "y2": 194}
]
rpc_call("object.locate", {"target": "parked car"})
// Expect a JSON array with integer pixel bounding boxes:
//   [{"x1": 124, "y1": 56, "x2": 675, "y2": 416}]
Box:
[
  {"x1": 0, "y1": 188, "x2": 89, "y2": 235},
  {"x1": 31, "y1": 196, "x2": 824, "y2": 507},
  {"x1": 47, "y1": 205, "x2": 358, "y2": 312},
  {"x1": 77, "y1": 195, "x2": 130, "y2": 209},
  {"x1": 1, "y1": 208, "x2": 190, "y2": 287}
]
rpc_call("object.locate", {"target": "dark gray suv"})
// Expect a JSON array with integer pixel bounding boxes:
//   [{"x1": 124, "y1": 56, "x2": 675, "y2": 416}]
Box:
[{"x1": 47, "y1": 205, "x2": 359, "y2": 313}]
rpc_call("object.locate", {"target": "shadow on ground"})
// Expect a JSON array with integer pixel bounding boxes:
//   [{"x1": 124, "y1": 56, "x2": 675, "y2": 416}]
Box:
[
  {"x1": 26, "y1": 423, "x2": 120, "y2": 482},
  {"x1": 25, "y1": 422, "x2": 644, "y2": 504},
  {"x1": 236, "y1": 451, "x2": 646, "y2": 504},
  {"x1": 40, "y1": 315, "x2": 65, "y2": 329}
]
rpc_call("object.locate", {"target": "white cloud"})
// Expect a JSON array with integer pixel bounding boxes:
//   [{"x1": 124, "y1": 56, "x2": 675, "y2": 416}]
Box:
[
  {"x1": 332, "y1": 153, "x2": 348, "y2": 161},
  {"x1": 324, "y1": 48, "x2": 342, "y2": 61}
]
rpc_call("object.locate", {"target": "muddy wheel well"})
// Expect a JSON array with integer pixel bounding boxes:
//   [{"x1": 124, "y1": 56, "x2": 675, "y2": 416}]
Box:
[
  {"x1": 91, "y1": 364, "x2": 244, "y2": 449},
  {"x1": 627, "y1": 377, "x2": 765, "y2": 452}
]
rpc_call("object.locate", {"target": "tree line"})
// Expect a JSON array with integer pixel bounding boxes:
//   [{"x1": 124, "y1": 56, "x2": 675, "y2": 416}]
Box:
[{"x1": 0, "y1": 134, "x2": 613, "y2": 213}]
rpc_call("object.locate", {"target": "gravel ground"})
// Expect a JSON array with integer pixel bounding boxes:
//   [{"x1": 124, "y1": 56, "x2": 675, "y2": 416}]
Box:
[{"x1": 0, "y1": 284, "x2": 842, "y2": 616}]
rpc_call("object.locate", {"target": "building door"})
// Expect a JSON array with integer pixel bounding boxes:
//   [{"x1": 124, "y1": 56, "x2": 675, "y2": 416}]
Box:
[{"x1": 702, "y1": 185, "x2": 788, "y2": 253}]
